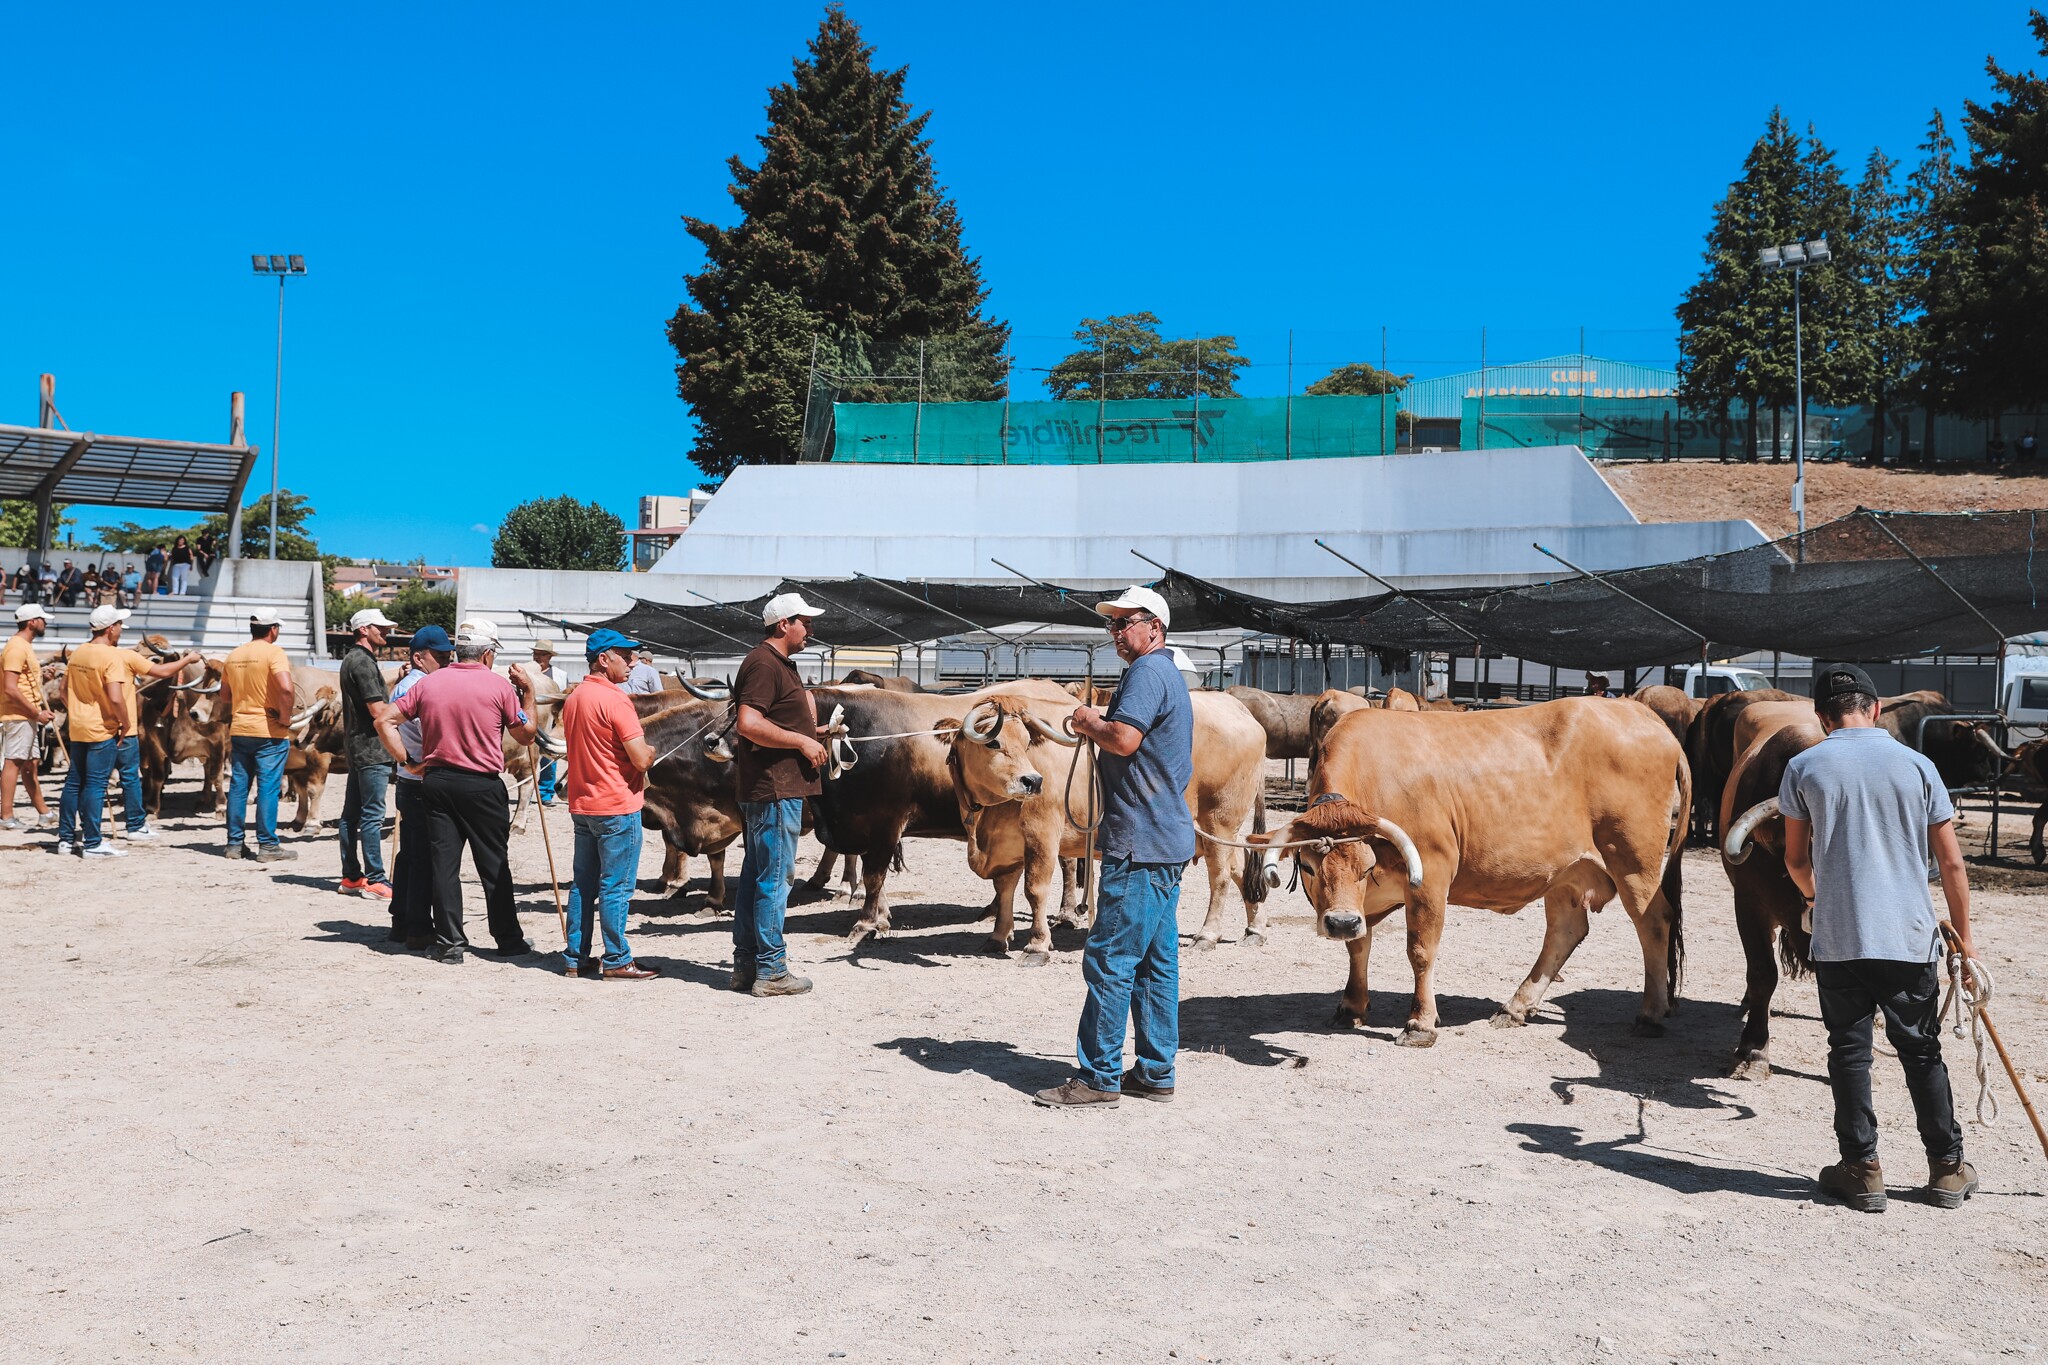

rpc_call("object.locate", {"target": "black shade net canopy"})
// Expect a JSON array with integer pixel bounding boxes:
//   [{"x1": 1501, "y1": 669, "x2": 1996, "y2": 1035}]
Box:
[{"x1": 533, "y1": 510, "x2": 2047, "y2": 669}]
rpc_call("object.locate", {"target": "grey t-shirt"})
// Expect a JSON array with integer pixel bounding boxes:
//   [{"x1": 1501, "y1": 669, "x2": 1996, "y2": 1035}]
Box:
[
  {"x1": 1098, "y1": 650, "x2": 1196, "y2": 865},
  {"x1": 1778, "y1": 726, "x2": 1953, "y2": 963}
]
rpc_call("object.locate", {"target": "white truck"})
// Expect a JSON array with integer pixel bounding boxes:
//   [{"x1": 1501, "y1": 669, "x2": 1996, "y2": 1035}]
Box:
[{"x1": 1669, "y1": 662, "x2": 1775, "y2": 699}]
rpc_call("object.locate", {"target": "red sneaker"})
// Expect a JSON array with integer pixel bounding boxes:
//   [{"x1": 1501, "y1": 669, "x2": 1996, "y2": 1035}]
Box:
[
  {"x1": 364, "y1": 882, "x2": 393, "y2": 900},
  {"x1": 338, "y1": 877, "x2": 367, "y2": 896}
]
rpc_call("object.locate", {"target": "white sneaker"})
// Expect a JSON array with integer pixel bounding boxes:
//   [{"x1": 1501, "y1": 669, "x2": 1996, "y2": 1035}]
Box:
[
  {"x1": 0, "y1": 817, "x2": 22, "y2": 831},
  {"x1": 124, "y1": 827, "x2": 162, "y2": 842},
  {"x1": 82, "y1": 843, "x2": 128, "y2": 859},
  {"x1": 37, "y1": 812, "x2": 59, "y2": 828}
]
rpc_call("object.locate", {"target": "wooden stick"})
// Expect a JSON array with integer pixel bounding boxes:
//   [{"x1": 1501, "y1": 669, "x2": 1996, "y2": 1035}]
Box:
[
  {"x1": 1942, "y1": 921, "x2": 2048, "y2": 1161},
  {"x1": 530, "y1": 747, "x2": 569, "y2": 953}
]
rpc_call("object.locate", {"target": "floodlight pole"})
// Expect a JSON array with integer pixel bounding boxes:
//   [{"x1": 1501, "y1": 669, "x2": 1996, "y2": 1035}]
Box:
[
  {"x1": 269, "y1": 270, "x2": 286, "y2": 560},
  {"x1": 1759, "y1": 237, "x2": 1828, "y2": 536}
]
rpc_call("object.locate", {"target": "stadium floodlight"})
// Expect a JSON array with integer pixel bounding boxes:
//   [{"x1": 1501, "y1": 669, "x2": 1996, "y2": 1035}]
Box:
[
  {"x1": 1756, "y1": 237, "x2": 1832, "y2": 533},
  {"x1": 248, "y1": 253, "x2": 308, "y2": 563}
]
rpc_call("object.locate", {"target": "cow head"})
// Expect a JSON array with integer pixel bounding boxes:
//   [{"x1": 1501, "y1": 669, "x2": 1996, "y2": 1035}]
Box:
[
  {"x1": 937, "y1": 698, "x2": 1080, "y2": 807},
  {"x1": 1248, "y1": 795, "x2": 1423, "y2": 942}
]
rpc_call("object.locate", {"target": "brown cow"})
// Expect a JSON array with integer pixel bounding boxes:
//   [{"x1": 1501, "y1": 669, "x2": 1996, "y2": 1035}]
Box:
[
  {"x1": 1226, "y1": 685, "x2": 1316, "y2": 760},
  {"x1": 1251, "y1": 697, "x2": 1689, "y2": 1046},
  {"x1": 1630, "y1": 684, "x2": 1701, "y2": 747},
  {"x1": 1307, "y1": 689, "x2": 1371, "y2": 760},
  {"x1": 1686, "y1": 688, "x2": 1803, "y2": 840},
  {"x1": 939, "y1": 688, "x2": 1270, "y2": 959},
  {"x1": 1717, "y1": 710, "x2": 1827, "y2": 1079}
]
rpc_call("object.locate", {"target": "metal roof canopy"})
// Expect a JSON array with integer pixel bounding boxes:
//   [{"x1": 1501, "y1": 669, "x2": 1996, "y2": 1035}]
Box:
[{"x1": 5, "y1": 375, "x2": 260, "y2": 563}]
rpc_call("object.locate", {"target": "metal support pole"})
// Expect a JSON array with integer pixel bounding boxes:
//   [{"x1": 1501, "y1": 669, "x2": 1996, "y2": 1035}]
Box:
[
  {"x1": 1191, "y1": 336, "x2": 1201, "y2": 462},
  {"x1": 1478, "y1": 326, "x2": 1487, "y2": 452},
  {"x1": 1531, "y1": 542, "x2": 1710, "y2": 649},
  {"x1": 912, "y1": 340, "x2": 924, "y2": 465},
  {"x1": 1381, "y1": 327, "x2": 1390, "y2": 453},
  {"x1": 1097, "y1": 340, "x2": 1106, "y2": 464},
  {"x1": 269, "y1": 271, "x2": 285, "y2": 560},
  {"x1": 800, "y1": 332, "x2": 820, "y2": 462},
  {"x1": 1867, "y1": 516, "x2": 2007, "y2": 654},
  {"x1": 1793, "y1": 268, "x2": 1806, "y2": 534},
  {"x1": 1284, "y1": 330, "x2": 1293, "y2": 459},
  {"x1": 1313, "y1": 538, "x2": 1485, "y2": 647}
]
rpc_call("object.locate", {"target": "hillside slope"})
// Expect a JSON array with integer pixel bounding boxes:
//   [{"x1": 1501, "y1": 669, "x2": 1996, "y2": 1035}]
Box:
[{"x1": 1599, "y1": 458, "x2": 2047, "y2": 538}]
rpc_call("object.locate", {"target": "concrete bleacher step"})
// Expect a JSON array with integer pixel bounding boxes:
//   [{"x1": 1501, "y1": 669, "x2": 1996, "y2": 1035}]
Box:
[{"x1": 26, "y1": 595, "x2": 314, "y2": 658}]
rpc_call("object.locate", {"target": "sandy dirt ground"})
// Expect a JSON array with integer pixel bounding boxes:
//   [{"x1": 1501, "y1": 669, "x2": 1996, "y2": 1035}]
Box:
[
  {"x1": 3, "y1": 761, "x2": 2047, "y2": 1364},
  {"x1": 1601, "y1": 459, "x2": 2048, "y2": 537}
]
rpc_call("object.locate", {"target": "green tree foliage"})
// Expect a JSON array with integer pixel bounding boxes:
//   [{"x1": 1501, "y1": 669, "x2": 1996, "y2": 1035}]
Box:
[
  {"x1": 0, "y1": 500, "x2": 73, "y2": 548},
  {"x1": 1902, "y1": 111, "x2": 1981, "y2": 444},
  {"x1": 96, "y1": 491, "x2": 321, "y2": 562},
  {"x1": 490, "y1": 496, "x2": 625, "y2": 572},
  {"x1": 1844, "y1": 149, "x2": 1909, "y2": 459},
  {"x1": 1950, "y1": 10, "x2": 2048, "y2": 414},
  {"x1": 1676, "y1": 109, "x2": 1871, "y2": 458},
  {"x1": 389, "y1": 580, "x2": 457, "y2": 633},
  {"x1": 1045, "y1": 313, "x2": 1248, "y2": 401},
  {"x1": 1303, "y1": 362, "x2": 1411, "y2": 397},
  {"x1": 668, "y1": 5, "x2": 1009, "y2": 477}
]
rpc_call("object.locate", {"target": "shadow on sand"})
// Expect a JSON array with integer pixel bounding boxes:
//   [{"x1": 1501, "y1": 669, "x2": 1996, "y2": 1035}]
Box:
[{"x1": 875, "y1": 1036, "x2": 1070, "y2": 1095}]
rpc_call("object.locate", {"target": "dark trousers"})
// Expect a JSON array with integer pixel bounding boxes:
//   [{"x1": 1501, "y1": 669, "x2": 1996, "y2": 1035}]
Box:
[
  {"x1": 421, "y1": 766, "x2": 524, "y2": 954},
  {"x1": 1816, "y1": 958, "x2": 1964, "y2": 1165},
  {"x1": 390, "y1": 778, "x2": 435, "y2": 940}
]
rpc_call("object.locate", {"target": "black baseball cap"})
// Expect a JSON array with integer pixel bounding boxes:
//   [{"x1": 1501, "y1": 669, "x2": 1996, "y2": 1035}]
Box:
[{"x1": 1813, "y1": 663, "x2": 1878, "y2": 704}]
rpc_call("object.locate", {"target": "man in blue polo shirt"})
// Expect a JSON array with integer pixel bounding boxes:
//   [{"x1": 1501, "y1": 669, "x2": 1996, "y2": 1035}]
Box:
[
  {"x1": 1782, "y1": 662, "x2": 1979, "y2": 1212},
  {"x1": 1036, "y1": 585, "x2": 1195, "y2": 1109}
]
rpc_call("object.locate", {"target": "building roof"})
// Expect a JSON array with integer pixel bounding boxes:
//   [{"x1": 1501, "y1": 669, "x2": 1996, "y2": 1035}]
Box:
[
  {"x1": 1400, "y1": 355, "x2": 1679, "y2": 419},
  {"x1": 0, "y1": 423, "x2": 258, "y2": 513}
]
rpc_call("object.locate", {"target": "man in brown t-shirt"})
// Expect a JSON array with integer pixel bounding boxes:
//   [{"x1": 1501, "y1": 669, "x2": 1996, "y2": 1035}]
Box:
[{"x1": 729, "y1": 591, "x2": 829, "y2": 997}]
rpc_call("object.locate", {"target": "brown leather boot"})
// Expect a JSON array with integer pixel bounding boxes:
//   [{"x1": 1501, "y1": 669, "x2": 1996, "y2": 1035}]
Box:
[
  {"x1": 1926, "y1": 1157, "x2": 1978, "y2": 1209},
  {"x1": 1818, "y1": 1159, "x2": 1886, "y2": 1213}
]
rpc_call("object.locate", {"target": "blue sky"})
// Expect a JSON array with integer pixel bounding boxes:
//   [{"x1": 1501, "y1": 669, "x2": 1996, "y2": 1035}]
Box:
[{"x1": 3, "y1": 2, "x2": 2035, "y2": 561}]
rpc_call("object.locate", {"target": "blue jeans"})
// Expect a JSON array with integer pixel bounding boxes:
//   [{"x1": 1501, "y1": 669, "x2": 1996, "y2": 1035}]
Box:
[
  {"x1": 537, "y1": 757, "x2": 559, "y2": 804},
  {"x1": 339, "y1": 761, "x2": 392, "y2": 882},
  {"x1": 227, "y1": 736, "x2": 290, "y2": 848},
  {"x1": 58, "y1": 737, "x2": 116, "y2": 851},
  {"x1": 114, "y1": 733, "x2": 147, "y2": 832},
  {"x1": 1077, "y1": 857, "x2": 1184, "y2": 1092},
  {"x1": 564, "y1": 811, "x2": 643, "y2": 970},
  {"x1": 733, "y1": 798, "x2": 803, "y2": 978}
]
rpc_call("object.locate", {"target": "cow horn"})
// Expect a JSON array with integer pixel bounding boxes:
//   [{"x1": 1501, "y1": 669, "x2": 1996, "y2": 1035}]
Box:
[
  {"x1": 1722, "y1": 797, "x2": 1780, "y2": 866},
  {"x1": 1021, "y1": 712, "x2": 1083, "y2": 748},
  {"x1": 961, "y1": 701, "x2": 1003, "y2": 745},
  {"x1": 677, "y1": 675, "x2": 729, "y2": 701},
  {"x1": 1370, "y1": 817, "x2": 1426, "y2": 889}
]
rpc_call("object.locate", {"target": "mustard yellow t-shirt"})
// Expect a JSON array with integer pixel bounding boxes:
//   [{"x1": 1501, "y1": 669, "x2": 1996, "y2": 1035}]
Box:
[
  {"x1": 64, "y1": 640, "x2": 135, "y2": 743},
  {"x1": 0, "y1": 633, "x2": 44, "y2": 722},
  {"x1": 223, "y1": 639, "x2": 292, "y2": 740}
]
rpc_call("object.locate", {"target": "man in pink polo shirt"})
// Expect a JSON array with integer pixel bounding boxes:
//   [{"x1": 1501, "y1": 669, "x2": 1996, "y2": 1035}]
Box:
[
  {"x1": 375, "y1": 619, "x2": 539, "y2": 964},
  {"x1": 560, "y1": 628, "x2": 659, "y2": 980}
]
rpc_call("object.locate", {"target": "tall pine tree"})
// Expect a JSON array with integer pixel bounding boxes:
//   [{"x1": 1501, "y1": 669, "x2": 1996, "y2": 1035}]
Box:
[
  {"x1": 1902, "y1": 110, "x2": 1979, "y2": 456},
  {"x1": 667, "y1": 6, "x2": 1009, "y2": 478},
  {"x1": 1952, "y1": 10, "x2": 2048, "y2": 416},
  {"x1": 1844, "y1": 148, "x2": 1908, "y2": 461}
]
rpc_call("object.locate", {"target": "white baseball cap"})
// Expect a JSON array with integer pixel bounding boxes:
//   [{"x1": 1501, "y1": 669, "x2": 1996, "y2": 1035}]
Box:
[
  {"x1": 88, "y1": 604, "x2": 132, "y2": 632},
  {"x1": 12, "y1": 603, "x2": 48, "y2": 623},
  {"x1": 762, "y1": 592, "x2": 826, "y2": 627},
  {"x1": 348, "y1": 606, "x2": 397, "y2": 631},
  {"x1": 250, "y1": 607, "x2": 283, "y2": 627},
  {"x1": 1094, "y1": 585, "x2": 1171, "y2": 631},
  {"x1": 457, "y1": 616, "x2": 499, "y2": 642}
]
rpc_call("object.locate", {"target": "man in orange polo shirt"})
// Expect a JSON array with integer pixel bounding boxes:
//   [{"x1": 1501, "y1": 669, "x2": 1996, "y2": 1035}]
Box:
[
  {"x1": 560, "y1": 629, "x2": 658, "y2": 979},
  {"x1": 57, "y1": 604, "x2": 137, "y2": 858},
  {"x1": 220, "y1": 608, "x2": 300, "y2": 862}
]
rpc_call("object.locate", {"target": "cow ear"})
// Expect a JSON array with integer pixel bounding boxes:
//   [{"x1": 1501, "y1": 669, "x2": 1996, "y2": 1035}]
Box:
[{"x1": 935, "y1": 717, "x2": 963, "y2": 745}]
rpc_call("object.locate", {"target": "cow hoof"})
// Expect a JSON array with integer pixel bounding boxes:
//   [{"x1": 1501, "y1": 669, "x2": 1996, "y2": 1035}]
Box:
[
  {"x1": 1728, "y1": 1054, "x2": 1772, "y2": 1082},
  {"x1": 846, "y1": 925, "x2": 874, "y2": 950},
  {"x1": 1327, "y1": 1007, "x2": 1367, "y2": 1030},
  {"x1": 1016, "y1": 949, "x2": 1050, "y2": 968},
  {"x1": 1630, "y1": 1016, "x2": 1667, "y2": 1039},
  {"x1": 1241, "y1": 930, "x2": 1266, "y2": 948},
  {"x1": 1489, "y1": 1009, "x2": 1527, "y2": 1029},
  {"x1": 1194, "y1": 935, "x2": 1220, "y2": 952},
  {"x1": 984, "y1": 937, "x2": 1010, "y2": 957},
  {"x1": 1396, "y1": 1027, "x2": 1437, "y2": 1049}
]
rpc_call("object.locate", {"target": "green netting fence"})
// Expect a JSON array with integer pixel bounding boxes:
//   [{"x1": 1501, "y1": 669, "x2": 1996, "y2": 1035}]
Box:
[{"x1": 829, "y1": 394, "x2": 1398, "y2": 464}]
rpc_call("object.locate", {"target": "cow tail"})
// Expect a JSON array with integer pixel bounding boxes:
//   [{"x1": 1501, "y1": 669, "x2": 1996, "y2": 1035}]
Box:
[
  {"x1": 891, "y1": 841, "x2": 906, "y2": 874},
  {"x1": 1662, "y1": 756, "x2": 1691, "y2": 1002},
  {"x1": 1239, "y1": 789, "x2": 1269, "y2": 906}
]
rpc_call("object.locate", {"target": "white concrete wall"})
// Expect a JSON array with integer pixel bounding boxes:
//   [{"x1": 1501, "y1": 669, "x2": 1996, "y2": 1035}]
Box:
[{"x1": 647, "y1": 447, "x2": 1765, "y2": 600}]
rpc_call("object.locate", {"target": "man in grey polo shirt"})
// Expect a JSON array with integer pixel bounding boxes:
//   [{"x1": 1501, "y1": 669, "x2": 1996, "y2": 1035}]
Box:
[{"x1": 1782, "y1": 662, "x2": 1979, "y2": 1212}]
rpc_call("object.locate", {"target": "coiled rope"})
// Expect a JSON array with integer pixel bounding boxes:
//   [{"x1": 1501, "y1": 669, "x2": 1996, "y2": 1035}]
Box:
[{"x1": 1938, "y1": 936, "x2": 2000, "y2": 1125}]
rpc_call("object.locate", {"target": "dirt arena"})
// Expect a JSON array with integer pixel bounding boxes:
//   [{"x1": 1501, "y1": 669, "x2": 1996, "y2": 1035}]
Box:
[{"x1": 3, "y1": 764, "x2": 2046, "y2": 1363}]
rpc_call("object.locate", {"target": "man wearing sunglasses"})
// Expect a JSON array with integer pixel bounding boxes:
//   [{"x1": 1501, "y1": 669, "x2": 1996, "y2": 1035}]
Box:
[{"x1": 1036, "y1": 585, "x2": 1195, "y2": 1108}]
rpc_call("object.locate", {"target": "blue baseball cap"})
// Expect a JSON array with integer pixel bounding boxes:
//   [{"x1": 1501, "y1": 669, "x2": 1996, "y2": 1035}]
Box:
[
  {"x1": 586, "y1": 627, "x2": 641, "y2": 660},
  {"x1": 409, "y1": 624, "x2": 453, "y2": 653}
]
